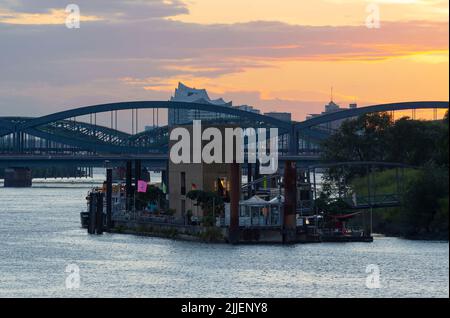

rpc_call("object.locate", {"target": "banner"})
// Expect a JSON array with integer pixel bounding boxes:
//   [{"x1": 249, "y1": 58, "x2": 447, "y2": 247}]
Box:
[{"x1": 137, "y1": 180, "x2": 148, "y2": 193}]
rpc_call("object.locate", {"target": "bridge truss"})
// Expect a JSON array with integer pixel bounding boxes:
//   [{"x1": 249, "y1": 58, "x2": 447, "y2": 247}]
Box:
[{"x1": 0, "y1": 101, "x2": 448, "y2": 161}]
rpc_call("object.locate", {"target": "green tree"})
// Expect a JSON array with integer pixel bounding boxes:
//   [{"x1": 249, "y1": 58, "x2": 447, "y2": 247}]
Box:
[
  {"x1": 385, "y1": 118, "x2": 445, "y2": 166},
  {"x1": 186, "y1": 190, "x2": 224, "y2": 226},
  {"x1": 321, "y1": 112, "x2": 392, "y2": 163},
  {"x1": 136, "y1": 185, "x2": 165, "y2": 211},
  {"x1": 400, "y1": 166, "x2": 449, "y2": 238}
]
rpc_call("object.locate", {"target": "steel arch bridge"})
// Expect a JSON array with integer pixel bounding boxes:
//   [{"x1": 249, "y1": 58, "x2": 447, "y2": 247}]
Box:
[{"x1": 0, "y1": 100, "x2": 448, "y2": 157}]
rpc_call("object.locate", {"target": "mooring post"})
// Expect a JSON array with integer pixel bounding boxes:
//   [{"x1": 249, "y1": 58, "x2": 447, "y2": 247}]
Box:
[
  {"x1": 126, "y1": 160, "x2": 132, "y2": 211},
  {"x1": 106, "y1": 168, "x2": 113, "y2": 230},
  {"x1": 88, "y1": 192, "x2": 96, "y2": 235},
  {"x1": 134, "y1": 159, "x2": 141, "y2": 187},
  {"x1": 283, "y1": 160, "x2": 297, "y2": 243},
  {"x1": 95, "y1": 192, "x2": 104, "y2": 235},
  {"x1": 229, "y1": 162, "x2": 240, "y2": 244}
]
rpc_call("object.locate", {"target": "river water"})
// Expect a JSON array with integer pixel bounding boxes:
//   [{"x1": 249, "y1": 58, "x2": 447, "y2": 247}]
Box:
[{"x1": 0, "y1": 182, "x2": 448, "y2": 298}]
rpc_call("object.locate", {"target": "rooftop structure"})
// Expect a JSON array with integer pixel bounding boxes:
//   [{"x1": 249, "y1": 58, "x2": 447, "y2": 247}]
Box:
[
  {"x1": 168, "y1": 82, "x2": 233, "y2": 126},
  {"x1": 168, "y1": 82, "x2": 261, "y2": 125},
  {"x1": 171, "y1": 82, "x2": 232, "y2": 107}
]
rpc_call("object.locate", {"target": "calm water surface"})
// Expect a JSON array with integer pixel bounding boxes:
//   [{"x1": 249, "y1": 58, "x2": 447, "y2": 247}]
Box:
[{"x1": 0, "y1": 184, "x2": 448, "y2": 298}]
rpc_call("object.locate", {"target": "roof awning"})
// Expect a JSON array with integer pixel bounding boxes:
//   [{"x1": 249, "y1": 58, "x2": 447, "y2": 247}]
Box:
[{"x1": 240, "y1": 195, "x2": 268, "y2": 206}]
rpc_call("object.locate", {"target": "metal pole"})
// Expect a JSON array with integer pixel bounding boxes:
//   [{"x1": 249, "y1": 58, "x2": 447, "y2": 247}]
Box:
[
  {"x1": 136, "y1": 108, "x2": 139, "y2": 133},
  {"x1": 131, "y1": 109, "x2": 134, "y2": 135}
]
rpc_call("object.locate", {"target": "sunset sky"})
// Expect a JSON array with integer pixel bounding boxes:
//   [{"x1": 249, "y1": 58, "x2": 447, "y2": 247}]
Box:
[{"x1": 0, "y1": 0, "x2": 448, "y2": 123}]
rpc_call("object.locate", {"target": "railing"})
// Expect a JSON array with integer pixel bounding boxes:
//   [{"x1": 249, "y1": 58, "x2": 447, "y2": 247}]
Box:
[
  {"x1": 320, "y1": 227, "x2": 366, "y2": 237},
  {"x1": 112, "y1": 210, "x2": 184, "y2": 225},
  {"x1": 344, "y1": 194, "x2": 401, "y2": 208},
  {"x1": 216, "y1": 215, "x2": 282, "y2": 228},
  {"x1": 298, "y1": 200, "x2": 314, "y2": 215}
]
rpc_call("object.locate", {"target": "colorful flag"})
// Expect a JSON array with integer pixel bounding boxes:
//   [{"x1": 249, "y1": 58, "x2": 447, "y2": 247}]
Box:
[
  {"x1": 192, "y1": 183, "x2": 197, "y2": 190},
  {"x1": 137, "y1": 180, "x2": 148, "y2": 193}
]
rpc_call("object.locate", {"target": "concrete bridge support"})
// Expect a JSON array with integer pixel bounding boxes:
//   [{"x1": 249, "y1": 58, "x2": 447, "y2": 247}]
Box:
[{"x1": 4, "y1": 167, "x2": 32, "y2": 188}]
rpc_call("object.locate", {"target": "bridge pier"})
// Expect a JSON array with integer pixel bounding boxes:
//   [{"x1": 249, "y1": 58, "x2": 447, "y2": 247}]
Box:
[{"x1": 4, "y1": 167, "x2": 32, "y2": 188}]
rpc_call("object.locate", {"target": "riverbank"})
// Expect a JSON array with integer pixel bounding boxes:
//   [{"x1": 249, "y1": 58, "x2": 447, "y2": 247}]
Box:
[
  {"x1": 108, "y1": 219, "x2": 445, "y2": 243},
  {"x1": 111, "y1": 220, "x2": 226, "y2": 243},
  {"x1": 105, "y1": 219, "x2": 374, "y2": 244}
]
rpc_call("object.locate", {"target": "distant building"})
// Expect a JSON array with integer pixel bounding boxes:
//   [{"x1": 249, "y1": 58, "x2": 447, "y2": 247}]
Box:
[
  {"x1": 306, "y1": 100, "x2": 358, "y2": 131},
  {"x1": 168, "y1": 82, "x2": 261, "y2": 126},
  {"x1": 235, "y1": 104, "x2": 261, "y2": 114},
  {"x1": 265, "y1": 112, "x2": 292, "y2": 122}
]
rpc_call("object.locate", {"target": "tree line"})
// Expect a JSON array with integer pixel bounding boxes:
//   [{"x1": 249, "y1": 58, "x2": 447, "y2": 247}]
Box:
[{"x1": 320, "y1": 111, "x2": 449, "y2": 239}]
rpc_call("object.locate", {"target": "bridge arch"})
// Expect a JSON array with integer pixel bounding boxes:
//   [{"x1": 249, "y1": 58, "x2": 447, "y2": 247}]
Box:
[
  {"x1": 15, "y1": 101, "x2": 293, "y2": 132},
  {"x1": 0, "y1": 100, "x2": 448, "y2": 154},
  {"x1": 295, "y1": 101, "x2": 448, "y2": 131}
]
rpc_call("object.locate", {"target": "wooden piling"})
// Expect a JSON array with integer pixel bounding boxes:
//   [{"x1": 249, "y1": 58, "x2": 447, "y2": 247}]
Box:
[
  {"x1": 88, "y1": 192, "x2": 97, "y2": 235},
  {"x1": 106, "y1": 168, "x2": 113, "y2": 229},
  {"x1": 229, "y1": 162, "x2": 240, "y2": 244},
  {"x1": 95, "y1": 192, "x2": 104, "y2": 235},
  {"x1": 283, "y1": 161, "x2": 297, "y2": 243}
]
